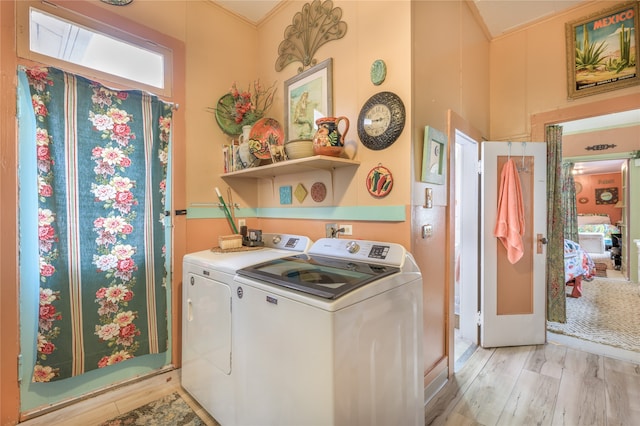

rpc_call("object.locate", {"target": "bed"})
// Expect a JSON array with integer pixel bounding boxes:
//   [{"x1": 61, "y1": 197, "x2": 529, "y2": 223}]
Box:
[
  {"x1": 577, "y1": 214, "x2": 620, "y2": 253},
  {"x1": 564, "y1": 239, "x2": 595, "y2": 298}
]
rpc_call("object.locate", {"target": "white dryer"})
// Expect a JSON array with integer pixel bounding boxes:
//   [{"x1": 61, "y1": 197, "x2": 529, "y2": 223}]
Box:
[{"x1": 181, "y1": 234, "x2": 313, "y2": 425}]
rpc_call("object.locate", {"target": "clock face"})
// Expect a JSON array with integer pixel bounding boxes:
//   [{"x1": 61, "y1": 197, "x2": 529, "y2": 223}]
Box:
[
  {"x1": 363, "y1": 104, "x2": 391, "y2": 136},
  {"x1": 357, "y1": 92, "x2": 405, "y2": 151}
]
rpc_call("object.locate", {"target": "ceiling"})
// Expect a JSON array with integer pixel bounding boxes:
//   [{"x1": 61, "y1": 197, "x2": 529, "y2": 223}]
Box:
[{"x1": 212, "y1": 0, "x2": 589, "y2": 38}]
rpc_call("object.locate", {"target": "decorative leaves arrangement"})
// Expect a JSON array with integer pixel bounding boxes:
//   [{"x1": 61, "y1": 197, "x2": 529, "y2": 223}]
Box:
[{"x1": 275, "y1": 0, "x2": 347, "y2": 73}]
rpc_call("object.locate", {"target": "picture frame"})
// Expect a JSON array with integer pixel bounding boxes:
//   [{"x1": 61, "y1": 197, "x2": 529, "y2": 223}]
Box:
[
  {"x1": 565, "y1": 1, "x2": 640, "y2": 99},
  {"x1": 595, "y1": 187, "x2": 618, "y2": 205},
  {"x1": 421, "y1": 126, "x2": 447, "y2": 185},
  {"x1": 284, "y1": 58, "x2": 333, "y2": 142}
]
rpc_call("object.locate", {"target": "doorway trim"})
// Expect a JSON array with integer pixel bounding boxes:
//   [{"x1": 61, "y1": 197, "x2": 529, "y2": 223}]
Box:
[
  {"x1": 531, "y1": 93, "x2": 640, "y2": 141},
  {"x1": 446, "y1": 110, "x2": 484, "y2": 377}
]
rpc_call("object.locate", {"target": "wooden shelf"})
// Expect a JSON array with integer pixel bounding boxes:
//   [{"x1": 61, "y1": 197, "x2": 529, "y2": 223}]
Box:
[{"x1": 221, "y1": 155, "x2": 360, "y2": 179}]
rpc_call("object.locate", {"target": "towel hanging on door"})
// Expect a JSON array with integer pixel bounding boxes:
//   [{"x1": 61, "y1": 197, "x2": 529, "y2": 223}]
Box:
[{"x1": 494, "y1": 158, "x2": 525, "y2": 264}]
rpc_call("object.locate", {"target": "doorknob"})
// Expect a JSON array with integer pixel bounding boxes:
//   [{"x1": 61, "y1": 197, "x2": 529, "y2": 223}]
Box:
[{"x1": 537, "y1": 234, "x2": 547, "y2": 253}]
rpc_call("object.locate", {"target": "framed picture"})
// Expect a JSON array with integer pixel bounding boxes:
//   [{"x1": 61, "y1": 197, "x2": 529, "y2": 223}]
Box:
[
  {"x1": 421, "y1": 126, "x2": 447, "y2": 185},
  {"x1": 595, "y1": 187, "x2": 618, "y2": 205},
  {"x1": 284, "y1": 58, "x2": 333, "y2": 142},
  {"x1": 566, "y1": 2, "x2": 640, "y2": 99}
]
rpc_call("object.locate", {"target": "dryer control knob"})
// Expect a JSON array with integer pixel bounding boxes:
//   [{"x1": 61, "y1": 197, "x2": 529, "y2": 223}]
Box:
[
  {"x1": 272, "y1": 235, "x2": 282, "y2": 244},
  {"x1": 346, "y1": 241, "x2": 360, "y2": 254}
]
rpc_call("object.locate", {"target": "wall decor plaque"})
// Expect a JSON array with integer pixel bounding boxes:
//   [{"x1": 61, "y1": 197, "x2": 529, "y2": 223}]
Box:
[{"x1": 595, "y1": 187, "x2": 618, "y2": 205}]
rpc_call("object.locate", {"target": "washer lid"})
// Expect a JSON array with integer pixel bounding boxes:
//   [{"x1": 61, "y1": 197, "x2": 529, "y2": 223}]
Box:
[{"x1": 236, "y1": 254, "x2": 400, "y2": 299}]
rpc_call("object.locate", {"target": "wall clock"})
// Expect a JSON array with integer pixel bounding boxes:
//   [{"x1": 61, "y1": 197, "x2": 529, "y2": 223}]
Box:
[
  {"x1": 574, "y1": 181, "x2": 582, "y2": 193},
  {"x1": 357, "y1": 91, "x2": 405, "y2": 151}
]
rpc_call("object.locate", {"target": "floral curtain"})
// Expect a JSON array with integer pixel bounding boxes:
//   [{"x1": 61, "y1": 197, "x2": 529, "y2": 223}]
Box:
[
  {"x1": 22, "y1": 67, "x2": 172, "y2": 382},
  {"x1": 562, "y1": 162, "x2": 579, "y2": 243},
  {"x1": 546, "y1": 125, "x2": 565, "y2": 323}
]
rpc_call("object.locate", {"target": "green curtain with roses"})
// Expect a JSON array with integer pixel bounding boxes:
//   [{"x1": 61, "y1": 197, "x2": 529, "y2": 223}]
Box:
[{"x1": 21, "y1": 67, "x2": 171, "y2": 382}]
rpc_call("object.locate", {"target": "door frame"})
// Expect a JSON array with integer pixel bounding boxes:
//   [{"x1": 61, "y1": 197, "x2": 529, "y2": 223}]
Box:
[
  {"x1": 532, "y1": 93, "x2": 640, "y2": 287},
  {"x1": 446, "y1": 110, "x2": 484, "y2": 377}
]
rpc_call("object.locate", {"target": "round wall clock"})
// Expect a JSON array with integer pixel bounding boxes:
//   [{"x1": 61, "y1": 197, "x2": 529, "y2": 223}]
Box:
[
  {"x1": 357, "y1": 91, "x2": 405, "y2": 150},
  {"x1": 574, "y1": 182, "x2": 582, "y2": 193}
]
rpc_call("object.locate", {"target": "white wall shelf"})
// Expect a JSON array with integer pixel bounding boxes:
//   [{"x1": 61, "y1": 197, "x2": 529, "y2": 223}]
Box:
[{"x1": 220, "y1": 155, "x2": 360, "y2": 179}]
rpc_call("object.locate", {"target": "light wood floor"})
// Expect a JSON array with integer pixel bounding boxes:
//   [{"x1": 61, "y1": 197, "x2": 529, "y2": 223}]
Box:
[
  {"x1": 19, "y1": 342, "x2": 640, "y2": 426},
  {"x1": 426, "y1": 342, "x2": 640, "y2": 425}
]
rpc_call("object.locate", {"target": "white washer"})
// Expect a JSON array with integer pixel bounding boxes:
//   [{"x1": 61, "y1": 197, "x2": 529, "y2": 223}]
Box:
[
  {"x1": 233, "y1": 238, "x2": 424, "y2": 426},
  {"x1": 181, "y1": 233, "x2": 313, "y2": 426}
]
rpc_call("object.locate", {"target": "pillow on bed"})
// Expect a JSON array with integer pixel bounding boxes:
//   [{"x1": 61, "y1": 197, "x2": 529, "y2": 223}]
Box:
[{"x1": 577, "y1": 214, "x2": 611, "y2": 226}]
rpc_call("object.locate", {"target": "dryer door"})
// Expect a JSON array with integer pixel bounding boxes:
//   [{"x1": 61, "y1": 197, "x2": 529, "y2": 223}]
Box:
[{"x1": 183, "y1": 273, "x2": 232, "y2": 374}]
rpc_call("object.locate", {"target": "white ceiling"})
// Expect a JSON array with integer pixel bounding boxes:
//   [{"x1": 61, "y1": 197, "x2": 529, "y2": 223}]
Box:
[{"x1": 212, "y1": 0, "x2": 589, "y2": 37}]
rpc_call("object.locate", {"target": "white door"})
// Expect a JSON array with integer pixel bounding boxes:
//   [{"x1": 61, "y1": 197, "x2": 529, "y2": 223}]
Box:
[
  {"x1": 455, "y1": 131, "x2": 479, "y2": 344},
  {"x1": 480, "y1": 142, "x2": 547, "y2": 347}
]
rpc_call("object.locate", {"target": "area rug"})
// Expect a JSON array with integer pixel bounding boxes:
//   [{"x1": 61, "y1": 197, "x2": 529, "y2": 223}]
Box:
[
  {"x1": 548, "y1": 278, "x2": 640, "y2": 352},
  {"x1": 99, "y1": 393, "x2": 206, "y2": 426}
]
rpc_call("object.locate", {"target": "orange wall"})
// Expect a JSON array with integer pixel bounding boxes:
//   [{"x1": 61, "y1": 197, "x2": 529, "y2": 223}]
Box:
[{"x1": 575, "y1": 172, "x2": 623, "y2": 224}]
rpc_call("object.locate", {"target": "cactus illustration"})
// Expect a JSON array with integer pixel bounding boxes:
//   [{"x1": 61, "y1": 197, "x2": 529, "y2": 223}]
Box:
[{"x1": 575, "y1": 24, "x2": 608, "y2": 71}]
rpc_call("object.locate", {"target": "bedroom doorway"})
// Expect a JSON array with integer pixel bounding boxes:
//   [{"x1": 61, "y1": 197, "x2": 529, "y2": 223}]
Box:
[
  {"x1": 570, "y1": 158, "x2": 630, "y2": 281},
  {"x1": 532, "y1": 98, "x2": 639, "y2": 361}
]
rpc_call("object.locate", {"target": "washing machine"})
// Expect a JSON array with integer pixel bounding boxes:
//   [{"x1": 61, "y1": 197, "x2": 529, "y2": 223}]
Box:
[
  {"x1": 233, "y1": 238, "x2": 424, "y2": 426},
  {"x1": 181, "y1": 233, "x2": 313, "y2": 426}
]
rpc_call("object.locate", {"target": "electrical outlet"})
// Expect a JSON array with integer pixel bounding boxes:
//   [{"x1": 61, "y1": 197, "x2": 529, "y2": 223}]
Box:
[
  {"x1": 238, "y1": 219, "x2": 246, "y2": 228},
  {"x1": 325, "y1": 223, "x2": 337, "y2": 238},
  {"x1": 339, "y1": 224, "x2": 353, "y2": 235}
]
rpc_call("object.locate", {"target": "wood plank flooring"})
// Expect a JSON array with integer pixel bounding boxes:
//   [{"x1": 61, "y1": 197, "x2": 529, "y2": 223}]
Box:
[
  {"x1": 19, "y1": 342, "x2": 640, "y2": 426},
  {"x1": 426, "y1": 343, "x2": 640, "y2": 425}
]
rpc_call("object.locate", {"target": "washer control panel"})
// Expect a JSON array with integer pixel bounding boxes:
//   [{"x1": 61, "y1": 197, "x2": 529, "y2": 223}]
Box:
[{"x1": 309, "y1": 238, "x2": 406, "y2": 267}]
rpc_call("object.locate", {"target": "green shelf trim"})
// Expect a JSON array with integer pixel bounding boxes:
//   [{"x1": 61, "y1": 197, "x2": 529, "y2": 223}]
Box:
[{"x1": 187, "y1": 205, "x2": 406, "y2": 222}]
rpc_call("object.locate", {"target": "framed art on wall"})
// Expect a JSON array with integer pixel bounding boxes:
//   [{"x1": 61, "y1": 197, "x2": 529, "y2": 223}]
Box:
[
  {"x1": 595, "y1": 187, "x2": 618, "y2": 205},
  {"x1": 565, "y1": 1, "x2": 640, "y2": 99},
  {"x1": 284, "y1": 58, "x2": 333, "y2": 142},
  {"x1": 421, "y1": 126, "x2": 447, "y2": 185}
]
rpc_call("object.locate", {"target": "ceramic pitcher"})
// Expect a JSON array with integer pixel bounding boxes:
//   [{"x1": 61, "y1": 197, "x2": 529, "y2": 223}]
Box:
[{"x1": 312, "y1": 116, "x2": 349, "y2": 157}]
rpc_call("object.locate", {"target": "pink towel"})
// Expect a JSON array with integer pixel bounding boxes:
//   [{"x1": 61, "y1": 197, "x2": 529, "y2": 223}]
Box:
[{"x1": 494, "y1": 159, "x2": 525, "y2": 264}]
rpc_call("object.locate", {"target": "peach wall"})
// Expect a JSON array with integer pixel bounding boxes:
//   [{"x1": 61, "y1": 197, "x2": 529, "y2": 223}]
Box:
[
  {"x1": 563, "y1": 125, "x2": 640, "y2": 157},
  {"x1": 491, "y1": 1, "x2": 640, "y2": 141},
  {"x1": 575, "y1": 172, "x2": 623, "y2": 223},
  {"x1": 412, "y1": 0, "x2": 490, "y2": 380},
  {"x1": 248, "y1": 0, "x2": 413, "y2": 209}
]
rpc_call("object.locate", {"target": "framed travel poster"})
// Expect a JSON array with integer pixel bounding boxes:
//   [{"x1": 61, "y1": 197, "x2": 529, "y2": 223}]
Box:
[{"x1": 566, "y1": 2, "x2": 640, "y2": 99}]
